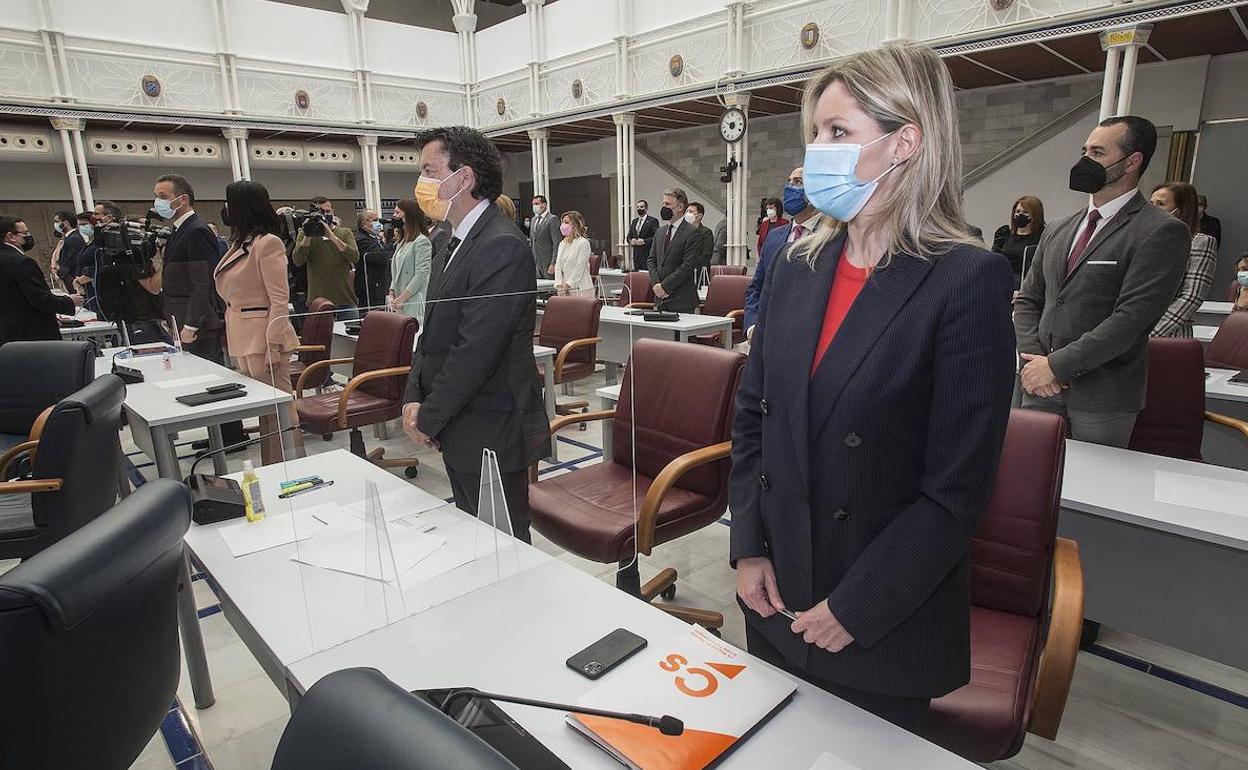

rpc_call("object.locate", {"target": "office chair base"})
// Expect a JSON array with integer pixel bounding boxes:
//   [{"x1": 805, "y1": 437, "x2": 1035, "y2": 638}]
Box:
[
  {"x1": 615, "y1": 563, "x2": 724, "y2": 630},
  {"x1": 367, "y1": 445, "x2": 420, "y2": 478}
]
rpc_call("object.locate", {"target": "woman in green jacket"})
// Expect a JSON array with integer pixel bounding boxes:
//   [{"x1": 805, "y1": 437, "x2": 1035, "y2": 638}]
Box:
[{"x1": 387, "y1": 199, "x2": 432, "y2": 320}]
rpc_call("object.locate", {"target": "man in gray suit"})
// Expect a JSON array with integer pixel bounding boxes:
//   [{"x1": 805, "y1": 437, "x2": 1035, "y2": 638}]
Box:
[
  {"x1": 1015, "y1": 115, "x2": 1189, "y2": 447},
  {"x1": 648, "y1": 188, "x2": 705, "y2": 313},
  {"x1": 711, "y1": 218, "x2": 728, "y2": 266},
  {"x1": 528, "y1": 195, "x2": 561, "y2": 278}
]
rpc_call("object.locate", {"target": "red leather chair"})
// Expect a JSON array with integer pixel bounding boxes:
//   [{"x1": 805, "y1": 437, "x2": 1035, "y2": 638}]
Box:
[
  {"x1": 529, "y1": 339, "x2": 746, "y2": 630},
  {"x1": 1129, "y1": 337, "x2": 1248, "y2": 461},
  {"x1": 295, "y1": 312, "x2": 420, "y2": 477},
  {"x1": 1206, "y1": 310, "x2": 1248, "y2": 370},
  {"x1": 588, "y1": 254, "x2": 601, "y2": 278},
  {"x1": 708, "y1": 265, "x2": 746, "y2": 278},
  {"x1": 693, "y1": 275, "x2": 751, "y2": 347},
  {"x1": 537, "y1": 296, "x2": 603, "y2": 422},
  {"x1": 922, "y1": 409, "x2": 1083, "y2": 762},
  {"x1": 607, "y1": 254, "x2": 621, "y2": 269},
  {"x1": 619, "y1": 271, "x2": 654, "y2": 309},
  {"x1": 289, "y1": 297, "x2": 337, "y2": 394}
]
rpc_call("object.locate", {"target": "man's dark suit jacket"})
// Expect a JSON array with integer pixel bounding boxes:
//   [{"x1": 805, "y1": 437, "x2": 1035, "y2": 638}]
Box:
[
  {"x1": 404, "y1": 204, "x2": 547, "y2": 474},
  {"x1": 627, "y1": 214, "x2": 659, "y2": 271},
  {"x1": 0, "y1": 243, "x2": 77, "y2": 345},
  {"x1": 744, "y1": 223, "x2": 791, "y2": 332},
  {"x1": 1200, "y1": 213, "x2": 1222, "y2": 246},
  {"x1": 647, "y1": 219, "x2": 704, "y2": 313},
  {"x1": 1014, "y1": 191, "x2": 1189, "y2": 413},
  {"x1": 56, "y1": 230, "x2": 87, "y2": 287},
  {"x1": 694, "y1": 223, "x2": 714, "y2": 267},
  {"x1": 353, "y1": 228, "x2": 392, "y2": 309},
  {"x1": 425, "y1": 219, "x2": 453, "y2": 294},
  {"x1": 730, "y1": 232, "x2": 1015, "y2": 698},
  {"x1": 161, "y1": 213, "x2": 223, "y2": 333}
]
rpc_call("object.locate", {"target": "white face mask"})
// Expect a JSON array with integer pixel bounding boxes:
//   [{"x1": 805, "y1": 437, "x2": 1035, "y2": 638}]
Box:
[
  {"x1": 684, "y1": 211, "x2": 697, "y2": 225},
  {"x1": 532, "y1": 204, "x2": 544, "y2": 216},
  {"x1": 766, "y1": 208, "x2": 777, "y2": 219}
]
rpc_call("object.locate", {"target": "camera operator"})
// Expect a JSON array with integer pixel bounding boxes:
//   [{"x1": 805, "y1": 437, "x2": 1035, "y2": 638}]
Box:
[
  {"x1": 353, "y1": 208, "x2": 392, "y2": 310},
  {"x1": 153, "y1": 174, "x2": 226, "y2": 359},
  {"x1": 74, "y1": 201, "x2": 124, "y2": 308},
  {"x1": 291, "y1": 196, "x2": 360, "y2": 319}
]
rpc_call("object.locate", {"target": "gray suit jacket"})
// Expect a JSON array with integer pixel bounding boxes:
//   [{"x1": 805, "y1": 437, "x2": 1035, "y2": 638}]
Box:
[
  {"x1": 1014, "y1": 191, "x2": 1189, "y2": 412},
  {"x1": 528, "y1": 212, "x2": 561, "y2": 277},
  {"x1": 711, "y1": 219, "x2": 728, "y2": 265}
]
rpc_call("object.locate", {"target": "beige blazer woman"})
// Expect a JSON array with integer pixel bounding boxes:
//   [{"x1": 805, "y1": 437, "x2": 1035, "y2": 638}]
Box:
[{"x1": 214, "y1": 233, "x2": 299, "y2": 358}]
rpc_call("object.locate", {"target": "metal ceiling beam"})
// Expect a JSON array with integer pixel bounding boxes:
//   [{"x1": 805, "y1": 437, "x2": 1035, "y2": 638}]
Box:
[{"x1": 1036, "y1": 41, "x2": 1093, "y2": 74}]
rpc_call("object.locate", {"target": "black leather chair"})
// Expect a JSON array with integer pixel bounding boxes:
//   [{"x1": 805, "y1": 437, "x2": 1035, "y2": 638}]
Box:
[
  {"x1": 0, "y1": 479, "x2": 191, "y2": 770},
  {"x1": 0, "y1": 374, "x2": 126, "y2": 560},
  {"x1": 272, "y1": 668, "x2": 519, "y2": 770},
  {"x1": 0, "y1": 340, "x2": 95, "y2": 456}
]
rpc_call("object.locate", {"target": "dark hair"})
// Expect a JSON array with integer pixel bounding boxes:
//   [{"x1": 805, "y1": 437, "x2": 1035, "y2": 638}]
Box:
[
  {"x1": 663, "y1": 188, "x2": 688, "y2": 209},
  {"x1": 156, "y1": 174, "x2": 195, "y2": 204},
  {"x1": 1099, "y1": 115, "x2": 1157, "y2": 175},
  {"x1": 636, "y1": 199, "x2": 648, "y2": 207},
  {"x1": 76, "y1": 211, "x2": 95, "y2": 223},
  {"x1": 688, "y1": 202, "x2": 705, "y2": 216},
  {"x1": 1198, "y1": 194, "x2": 1208, "y2": 207},
  {"x1": 1152, "y1": 182, "x2": 1200, "y2": 236},
  {"x1": 766, "y1": 197, "x2": 783, "y2": 211},
  {"x1": 416, "y1": 126, "x2": 504, "y2": 203},
  {"x1": 225, "y1": 181, "x2": 280, "y2": 246},
  {"x1": 532, "y1": 194, "x2": 547, "y2": 204},
  {"x1": 54, "y1": 210, "x2": 74, "y2": 222},
  {"x1": 395, "y1": 199, "x2": 430, "y2": 242},
  {"x1": 0, "y1": 216, "x2": 23, "y2": 238},
  {"x1": 96, "y1": 200, "x2": 123, "y2": 220},
  {"x1": 311, "y1": 196, "x2": 330, "y2": 207}
]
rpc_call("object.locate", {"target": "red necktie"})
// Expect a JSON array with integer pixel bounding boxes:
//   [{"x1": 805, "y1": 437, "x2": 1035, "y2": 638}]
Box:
[
  {"x1": 1066, "y1": 209, "x2": 1101, "y2": 276},
  {"x1": 791, "y1": 223, "x2": 805, "y2": 240}
]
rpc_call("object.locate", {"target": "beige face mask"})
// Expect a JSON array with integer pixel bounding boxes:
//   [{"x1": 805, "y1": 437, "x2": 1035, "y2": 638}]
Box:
[{"x1": 414, "y1": 168, "x2": 465, "y2": 222}]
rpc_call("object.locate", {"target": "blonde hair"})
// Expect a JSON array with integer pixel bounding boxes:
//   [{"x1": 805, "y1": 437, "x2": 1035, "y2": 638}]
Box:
[
  {"x1": 790, "y1": 43, "x2": 976, "y2": 266},
  {"x1": 561, "y1": 210, "x2": 587, "y2": 241},
  {"x1": 496, "y1": 194, "x2": 517, "y2": 222}
]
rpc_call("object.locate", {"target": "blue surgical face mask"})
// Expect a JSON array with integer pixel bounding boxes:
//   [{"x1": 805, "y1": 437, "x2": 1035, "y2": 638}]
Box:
[
  {"x1": 1237, "y1": 270, "x2": 1248, "y2": 287},
  {"x1": 803, "y1": 132, "x2": 899, "y2": 222},
  {"x1": 371, "y1": 221, "x2": 383, "y2": 234},
  {"x1": 153, "y1": 196, "x2": 178, "y2": 219},
  {"x1": 79, "y1": 224, "x2": 94, "y2": 240},
  {"x1": 782, "y1": 183, "x2": 807, "y2": 217}
]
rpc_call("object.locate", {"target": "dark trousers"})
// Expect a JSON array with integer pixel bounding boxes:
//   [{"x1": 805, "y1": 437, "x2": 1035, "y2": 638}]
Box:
[
  {"x1": 445, "y1": 464, "x2": 532, "y2": 544},
  {"x1": 745, "y1": 624, "x2": 930, "y2": 734}
]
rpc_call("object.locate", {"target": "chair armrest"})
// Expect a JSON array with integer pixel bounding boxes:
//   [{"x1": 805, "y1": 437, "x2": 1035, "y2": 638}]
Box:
[
  {"x1": 1205, "y1": 411, "x2": 1248, "y2": 442},
  {"x1": 726, "y1": 309, "x2": 744, "y2": 321},
  {"x1": 293, "y1": 344, "x2": 327, "y2": 353},
  {"x1": 549, "y1": 409, "x2": 615, "y2": 435},
  {"x1": 295, "y1": 357, "x2": 354, "y2": 396},
  {"x1": 1029, "y1": 536, "x2": 1084, "y2": 740},
  {"x1": 624, "y1": 302, "x2": 654, "y2": 310},
  {"x1": 0, "y1": 478, "x2": 64, "y2": 494},
  {"x1": 636, "y1": 440, "x2": 732, "y2": 553},
  {"x1": 0, "y1": 440, "x2": 39, "y2": 480},
  {"x1": 337, "y1": 366, "x2": 412, "y2": 428},
  {"x1": 554, "y1": 337, "x2": 603, "y2": 384}
]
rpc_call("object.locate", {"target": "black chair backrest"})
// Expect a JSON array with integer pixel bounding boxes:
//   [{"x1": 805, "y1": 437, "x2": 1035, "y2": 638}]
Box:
[
  {"x1": 0, "y1": 479, "x2": 190, "y2": 769},
  {"x1": 0, "y1": 340, "x2": 95, "y2": 436},
  {"x1": 27, "y1": 374, "x2": 126, "y2": 550},
  {"x1": 272, "y1": 668, "x2": 519, "y2": 770}
]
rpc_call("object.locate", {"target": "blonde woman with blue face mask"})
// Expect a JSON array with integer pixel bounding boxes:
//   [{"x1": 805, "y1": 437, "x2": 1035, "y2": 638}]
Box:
[{"x1": 729, "y1": 43, "x2": 1016, "y2": 732}]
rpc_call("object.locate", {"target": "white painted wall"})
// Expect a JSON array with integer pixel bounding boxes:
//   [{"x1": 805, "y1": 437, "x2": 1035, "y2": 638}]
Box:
[
  {"x1": 6, "y1": 0, "x2": 43, "y2": 31},
  {"x1": 226, "y1": 0, "x2": 354, "y2": 69},
  {"x1": 476, "y1": 17, "x2": 530, "y2": 80},
  {"x1": 1199, "y1": 51, "x2": 1248, "y2": 121},
  {"x1": 544, "y1": 0, "x2": 615, "y2": 60},
  {"x1": 48, "y1": 0, "x2": 219, "y2": 51},
  {"x1": 365, "y1": 17, "x2": 461, "y2": 81},
  {"x1": 631, "y1": 0, "x2": 725, "y2": 35}
]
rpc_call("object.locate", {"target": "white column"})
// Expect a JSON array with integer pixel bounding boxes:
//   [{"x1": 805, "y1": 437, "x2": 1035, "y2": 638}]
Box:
[
  {"x1": 64, "y1": 122, "x2": 93, "y2": 210},
  {"x1": 452, "y1": 2, "x2": 478, "y2": 126},
  {"x1": 613, "y1": 0, "x2": 631, "y2": 99},
  {"x1": 726, "y1": 2, "x2": 746, "y2": 77},
  {"x1": 524, "y1": 0, "x2": 545, "y2": 115},
  {"x1": 341, "y1": 3, "x2": 373, "y2": 123},
  {"x1": 724, "y1": 93, "x2": 750, "y2": 267},
  {"x1": 1098, "y1": 46, "x2": 1121, "y2": 121},
  {"x1": 50, "y1": 119, "x2": 83, "y2": 212},
  {"x1": 612, "y1": 113, "x2": 635, "y2": 268},
  {"x1": 1116, "y1": 44, "x2": 1140, "y2": 116},
  {"x1": 1098, "y1": 25, "x2": 1152, "y2": 120},
  {"x1": 358, "y1": 135, "x2": 382, "y2": 212},
  {"x1": 35, "y1": 0, "x2": 66, "y2": 101},
  {"x1": 224, "y1": 130, "x2": 242, "y2": 181},
  {"x1": 225, "y1": 127, "x2": 251, "y2": 181},
  {"x1": 211, "y1": 0, "x2": 237, "y2": 112},
  {"x1": 528, "y1": 128, "x2": 550, "y2": 199}
]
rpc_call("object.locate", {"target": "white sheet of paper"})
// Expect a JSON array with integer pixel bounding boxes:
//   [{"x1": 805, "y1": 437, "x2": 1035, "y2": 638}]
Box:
[
  {"x1": 1154, "y1": 471, "x2": 1248, "y2": 517},
  {"x1": 220, "y1": 514, "x2": 315, "y2": 557},
  {"x1": 153, "y1": 374, "x2": 222, "y2": 390},
  {"x1": 290, "y1": 521, "x2": 446, "y2": 583},
  {"x1": 809, "y1": 753, "x2": 864, "y2": 770},
  {"x1": 343, "y1": 486, "x2": 447, "y2": 522}
]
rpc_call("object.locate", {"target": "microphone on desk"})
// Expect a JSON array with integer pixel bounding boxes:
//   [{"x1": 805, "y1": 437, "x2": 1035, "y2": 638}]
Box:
[
  {"x1": 439, "y1": 689, "x2": 684, "y2": 736},
  {"x1": 184, "y1": 425, "x2": 300, "y2": 525}
]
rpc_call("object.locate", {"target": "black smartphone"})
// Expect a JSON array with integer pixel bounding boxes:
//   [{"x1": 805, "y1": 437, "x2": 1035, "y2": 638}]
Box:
[
  {"x1": 1230, "y1": 369, "x2": 1248, "y2": 385},
  {"x1": 567, "y1": 629, "x2": 647, "y2": 680}
]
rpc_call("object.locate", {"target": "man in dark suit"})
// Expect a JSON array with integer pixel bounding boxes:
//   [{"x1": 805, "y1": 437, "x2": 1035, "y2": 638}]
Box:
[
  {"x1": 1015, "y1": 116, "x2": 1189, "y2": 447},
  {"x1": 686, "y1": 202, "x2": 715, "y2": 269},
  {"x1": 353, "y1": 208, "x2": 392, "y2": 310},
  {"x1": 626, "y1": 199, "x2": 659, "y2": 271},
  {"x1": 425, "y1": 217, "x2": 453, "y2": 292},
  {"x1": 647, "y1": 188, "x2": 705, "y2": 313},
  {"x1": 402, "y1": 127, "x2": 547, "y2": 543},
  {"x1": 528, "y1": 195, "x2": 561, "y2": 278},
  {"x1": 745, "y1": 165, "x2": 822, "y2": 337},
  {"x1": 51, "y1": 210, "x2": 86, "y2": 290},
  {"x1": 0, "y1": 215, "x2": 82, "y2": 345},
  {"x1": 1197, "y1": 194, "x2": 1221, "y2": 246},
  {"x1": 154, "y1": 175, "x2": 225, "y2": 361}
]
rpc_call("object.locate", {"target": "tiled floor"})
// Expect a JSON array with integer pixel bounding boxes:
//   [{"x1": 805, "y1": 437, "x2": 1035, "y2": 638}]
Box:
[{"x1": 38, "y1": 367, "x2": 1242, "y2": 769}]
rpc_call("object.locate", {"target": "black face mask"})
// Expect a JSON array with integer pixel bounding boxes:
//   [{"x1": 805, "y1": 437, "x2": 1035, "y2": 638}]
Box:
[
  {"x1": 1069, "y1": 154, "x2": 1129, "y2": 194},
  {"x1": 636, "y1": 208, "x2": 646, "y2": 217},
  {"x1": 1013, "y1": 212, "x2": 1032, "y2": 229},
  {"x1": 659, "y1": 206, "x2": 673, "y2": 221},
  {"x1": 19, "y1": 234, "x2": 34, "y2": 252}
]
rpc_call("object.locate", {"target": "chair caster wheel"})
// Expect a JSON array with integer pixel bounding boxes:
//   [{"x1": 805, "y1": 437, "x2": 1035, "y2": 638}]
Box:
[
  {"x1": 321, "y1": 433, "x2": 333, "y2": 441},
  {"x1": 578, "y1": 422, "x2": 587, "y2": 432},
  {"x1": 404, "y1": 466, "x2": 419, "y2": 478},
  {"x1": 661, "y1": 585, "x2": 676, "y2": 601}
]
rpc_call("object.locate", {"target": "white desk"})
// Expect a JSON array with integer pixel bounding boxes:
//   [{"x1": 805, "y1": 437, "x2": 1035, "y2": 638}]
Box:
[
  {"x1": 596, "y1": 384, "x2": 621, "y2": 461},
  {"x1": 331, "y1": 322, "x2": 559, "y2": 460},
  {"x1": 1060, "y1": 439, "x2": 1248, "y2": 670},
  {"x1": 596, "y1": 267, "x2": 625, "y2": 299},
  {"x1": 609, "y1": 285, "x2": 709, "y2": 303},
  {"x1": 209, "y1": 455, "x2": 975, "y2": 770},
  {"x1": 58, "y1": 308, "x2": 118, "y2": 346},
  {"x1": 100, "y1": 348, "x2": 297, "y2": 710},
  {"x1": 539, "y1": 305, "x2": 734, "y2": 383},
  {"x1": 1194, "y1": 325, "x2": 1218, "y2": 345},
  {"x1": 1203, "y1": 368, "x2": 1248, "y2": 471},
  {"x1": 536, "y1": 278, "x2": 556, "y2": 293},
  {"x1": 1194, "y1": 301, "x2": 1234, "y2": 327}
]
